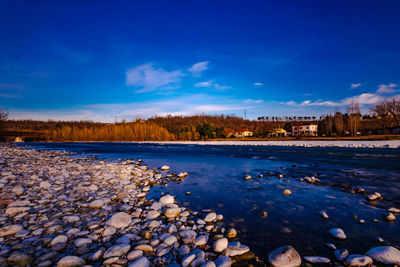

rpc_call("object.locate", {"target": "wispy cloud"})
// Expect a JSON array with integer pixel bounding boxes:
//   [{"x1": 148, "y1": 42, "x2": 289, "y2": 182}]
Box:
[
  {"x1": 10, "y1": 96, "x2": 251, "y2": 122},
  {"x1": 194, "y1": 80, "x2": 231, "y2": 90},
  {"x1": 126, "y1": 64, "x2": 185, "y2": 93},
  {"x1": 188, "y1": 61, "x2": 209, "y2": 77},
  {"x1": 376, "y1": 83, "x2": 398, "y2": 94},
  {"x1": 244, "y1": 99, "x2": 263, "y2": 104},
  {"x1": 0, "y1": 93, "x2": 20, "y2": 98},
  {"x1": 282, "y1": 93, "x2": 384, "y2": 107},
  {"x1": 253, "y1": 82, "x2": 263, "y2": 86},
  {"x1": 350, "y1": 83, "x2": 362, "y2": 89}
]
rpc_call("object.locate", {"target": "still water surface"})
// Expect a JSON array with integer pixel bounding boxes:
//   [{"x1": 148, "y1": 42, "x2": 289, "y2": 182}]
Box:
[{"x1": 22, "y1": 142, "x2": 400, "y2": 262}]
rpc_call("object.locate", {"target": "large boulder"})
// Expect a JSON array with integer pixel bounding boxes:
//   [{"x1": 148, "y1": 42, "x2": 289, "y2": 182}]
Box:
[
  {"x1": 366, "y1": 246, "x2": 400, "y2": 265},
  {"x1": 268, "y1": 245, "x2": 302, "y2": 267}
]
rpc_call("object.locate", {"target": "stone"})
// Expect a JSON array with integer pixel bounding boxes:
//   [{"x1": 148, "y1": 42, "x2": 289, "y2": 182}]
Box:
[
  {"x1": 40, "y1": 181, "x2": 51, "y2": 189},
  {"x1": 179, "y1": 230, "x2": 197, "y2": 244},
  {"x1": 7, "y1": 252, "x2": 33, "y2": 267},
  {"x1": 127, "y1": 250, "x2": 143, "y2": 261},
  {"x1": 107, "y1": 212, "x2": 132, "y2": 229},
  {"x1": 195, "y1": 235, "x2": 208, "y2": 246},
  {"x1": 328, "y1": 228, "x2": 346, "y2": 240},
  {"x1": 104, "y1": 244, "x2": 131, "y2": 258},
  {"x1": 135, "y1": 244, "x2": 153, "y2": 252},
  {"x1": 161, "y1": 165, "x2": 170, "y2": 171},
  {"x1": 88, "y1": 199, "x2": 104, "y2": 208},
  {"x1": 0, "y1": 224, "x2": 23, "y2": 237},
  {"x1": 387, "y1": 207, "x2": 400, "y2": 213},
  {"x1": 164, "y1": 235, "x2": 178, "y2": 246},
  {"x1": 50, "y1": 235, "x2": 68, "y2": 246},
  {"x1": 64, "y1": 215, "x2": 80, "y2": 223},
  {"x1": 366, "y1": 246, "x2": 400, "y2": 265},
  {"x1": 179, "y1": 245, "x2": 190, "y2": 257},
  {"x1": 325, "y1": 243, "x2": 336, "y2": 250},
  {"x1": 74, "y1": 238, "x2": 92, "y2": 247},
  {"x1": 268, "y1": 245, "x2": 301, "y2": 267},
  {"x1": 201, "y1": 262, "x2": 216, "y2": 267},
  {"x1": 159, "y1": 194, "x2": 174, "y2": 205},
  {"x1": 146, "y1": 210, "x2": 160, "y2": 220},
  {"x1": 165, "y1": 207, "x2": 181, "y2": 218},
  {"x1": 102, "y1": 226, "x2": 116, "y2": 237},
  {"x1": 225, "y1": 241, "x2": 250, "y2": 256},
  {"x1": 334, "y1": 249, "x2": 349, "y2": 261},
  {"x1": 226, "y1": 228, "x2": 237, "y2": 238},
  {"x1": 182, "y1": 254, "x2": 196, "y2": 267},
  {"x1": 283, "y1": 189, "x2": 292, "y2": 195},
  {"x1": 303, "y1": 256, "x2": 330, "y2": 264},
  {"x1": 214, "y1": 255, "x2": 232, "y2": 267},
  {"x1": 57, "y1": 256, "x2": 85, "y2": 267},
  {"x1": 213, "y1": 238, "x2": 228, "y2": 253},
  {"x1": 128, "y1": 256, "x2": 150, "y2": 267},
  {"x1": 6, "y1": 207, "x2": 29, "y2": 216},
  {"x1": 345, "y1": 255, "x2": 373, "y2": 266},
  {"x1": 384, "y1": 212, "x2": 396, "y2": 221},
  {"x1": 204, "y1": 212, "x2": 217, "y2": 222},
  {"x1": 319, "y1": 211, "x2": 329, "y2": 219}
]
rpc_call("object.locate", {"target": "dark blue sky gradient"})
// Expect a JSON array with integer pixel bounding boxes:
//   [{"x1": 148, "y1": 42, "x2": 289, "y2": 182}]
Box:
[{"x1": 0, "y1": 1, "x2": 399, "y2": 121}]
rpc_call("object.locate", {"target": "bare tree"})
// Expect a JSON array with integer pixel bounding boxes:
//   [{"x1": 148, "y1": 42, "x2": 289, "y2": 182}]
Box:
[
  {"x1": 0, "y1": 107, "x2": 9, "y2": 130},
  {"x1": 348, "y1": 100, "x2": 360, "y2": 136},
  {"x1": 372, "y1": 97, "x2": 400, "y2": 128},
  {"x1": 333, "y1": 112, "x2": 344, "y2": 136}
]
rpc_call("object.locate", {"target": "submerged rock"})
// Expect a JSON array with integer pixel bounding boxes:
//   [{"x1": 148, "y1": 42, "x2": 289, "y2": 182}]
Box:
[
  {"x1": 268, "y1": 245, "x2": 302, "y2": 267},
  {"x1": 334, "y1": 249, "x2": 349, "y2": 261},
  {"x1": 303, "y1": 256, "x2": 330, "y2": 264},
  {"x1": 345, "y1": 255, "x2": 372, "y2": 266},
  {"x1": 328, "y1": 228, "x2": 346, "y2": 240},
  {"x1": 366, "y1": 246, "x2": 400, "y2": 265}
]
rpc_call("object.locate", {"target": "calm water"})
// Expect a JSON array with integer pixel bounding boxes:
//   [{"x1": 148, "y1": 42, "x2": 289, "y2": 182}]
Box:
[{"x1": 20, "y1": 142, "x2": 400, "y2": 263}]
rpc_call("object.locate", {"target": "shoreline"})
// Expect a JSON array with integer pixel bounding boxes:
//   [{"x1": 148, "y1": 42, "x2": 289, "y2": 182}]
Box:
[
  {"x1": 22, "y1": 140, "x2": 400, "y2": 148},
  {"x1": 0, "y1": 144, "x2": 255, "y2": 266}
]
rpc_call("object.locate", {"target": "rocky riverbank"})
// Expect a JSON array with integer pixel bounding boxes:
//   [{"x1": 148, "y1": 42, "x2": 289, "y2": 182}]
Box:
[{"x1": 0, "y1": 145, "x2": 255, "y2": 267}]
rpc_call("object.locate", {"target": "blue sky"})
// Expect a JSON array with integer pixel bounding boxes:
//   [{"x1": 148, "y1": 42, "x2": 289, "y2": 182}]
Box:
[{"x1": 0, "y1": 0, "x2": 399, "y2": 122}]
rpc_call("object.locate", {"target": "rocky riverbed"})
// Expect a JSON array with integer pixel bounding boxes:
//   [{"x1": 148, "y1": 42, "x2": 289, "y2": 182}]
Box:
[{"x1": 0, "y1": 145, "x2": 255, "y2": 267}]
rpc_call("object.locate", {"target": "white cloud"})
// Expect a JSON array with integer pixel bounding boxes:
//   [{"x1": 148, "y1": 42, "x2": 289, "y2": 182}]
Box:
[
  {"x1": 253, "y1": 82, "x2": 263, "y2": 86},
  {"x1": 9, "y1": 95, "x2": 252, "y2": 122},
  {"x1": 194, "y1": 80, "x2": 230, "y2": 90},
  {"x1": 282, "y1": 93, "x2": 384, "y2": 107},
  {"x1": 350, "y1": 83, "x2": 362, "y2": 89},
  {"x1": 126, "y1": 64, "x2": 185, "y2": 93},
  {"x1": 0, "y1": 83, "x2": 24, "y2": 90},
  {"x1": 244, "y1": 99, "x2": 263, "y2": 104},
  {"x1": 376, "y1": 83, "x2": 398, "y2": 94},
  {"x1": 188, "y1": 61, "x2": 209, "y2": 76},
  {"x1": 194, "y1": 80, "x2": 214, "y2": 87}
]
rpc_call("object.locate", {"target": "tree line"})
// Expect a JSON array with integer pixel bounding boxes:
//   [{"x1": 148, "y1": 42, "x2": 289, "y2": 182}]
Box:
[{"x1": 1, "y1": 97, "x2": 400, "y2": 141}]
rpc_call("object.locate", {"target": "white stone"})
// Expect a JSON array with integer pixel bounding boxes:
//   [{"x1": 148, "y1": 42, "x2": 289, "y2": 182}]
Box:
[
  {"x1": 165, "y1": 207, "x2": 181, "y2": 218},
  {"x1": 74, "y1": 238, "x2": 92, "y2": 247},
  {"x1": 160, "y1": 165, "x2": 170, "y2": 170},
  {"x1": 303, "y1": 256, "x2": 330, "y2": 264},
  {"x1": 88, "y1": 199, "x2": 104, "y2": 208},
  {"x1": 329, "y1": 228, "x2": 346, "y2": 240},
  {"x1": 146, "y1": 210, "x2": 160, "y2": 220},
  {"x1": 213, "y1": 238, "x2": 228, "y2": 253},
  {"x1": 104, "y1": 244, "x2": 131, "y2": 258},
  {"x1": 0, "y1": 224, "x2": 23, "y2": 237},
  {"x1": 268, "y1": 245, "x2": 302, "y2": 267},
  {"x1": 50, "y1": 235, "x2": 68, "y2": 246},
  {"x1": 345, "y1": 255, "x2": 373, "y2": 266},
  {"x1": 214, "y1": 255, "x2": 232, "y2": 267},
  {"x1": 204, "y1": 212, "x2": 217, "y2": 222},
  {"x1": 56, "y1": 256, "x2": 85, "y2": 267},
  {"x1": 366, "y1": 246, "x2": 400, "y2": 265},
  {"x1": 40, "y1": 181, "x2": 51, "y2": 189},
  {"x1": 164, "y1": 235, "x2": 177, "y2": 246},
  {"x1": 128, "y1": 256, "x2": 150, "y2": 267},
  {"x1": 179, "y1": 230, "x2": 197, "y2": 244},
  {"x1": 107, "y1": 212, "x2": 131, "y2": 229},
  {"x1": 159, "y1": 194, "x2": 174, "y2": 205}
]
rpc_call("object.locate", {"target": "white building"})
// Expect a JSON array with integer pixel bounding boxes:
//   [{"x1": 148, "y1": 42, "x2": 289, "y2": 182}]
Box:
[{"x1": 292, "y1": 124, "x2": 318, "y2": 137}]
